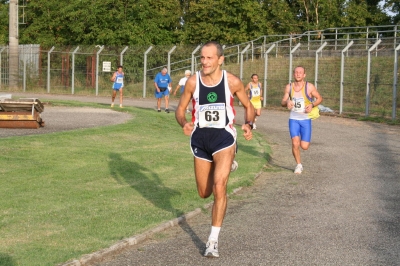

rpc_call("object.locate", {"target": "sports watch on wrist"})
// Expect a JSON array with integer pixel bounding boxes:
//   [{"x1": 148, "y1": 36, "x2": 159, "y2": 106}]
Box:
[{"x1": 245, "y1": 121, "x2": 253, "y2": 130}]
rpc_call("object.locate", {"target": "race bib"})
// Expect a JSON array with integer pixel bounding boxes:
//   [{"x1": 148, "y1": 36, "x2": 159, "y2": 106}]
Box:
[
  {"x1": 198, "y1": 103, "x2": 226, "y2": 128},
  {"x1": 251, "y1": 88, "x2": 260, "y2": 96},
  {"x1": 292, "y1": 97, "x2": 305, "y2": 113},
  {"x1": 116, "y1": 77, "x2": 123, "y2": 84}
]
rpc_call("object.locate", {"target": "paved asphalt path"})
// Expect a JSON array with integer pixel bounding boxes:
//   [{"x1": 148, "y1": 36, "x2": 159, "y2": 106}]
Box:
[{"x1": 8, "y1": 93, "x2": 400, "y2": 265}]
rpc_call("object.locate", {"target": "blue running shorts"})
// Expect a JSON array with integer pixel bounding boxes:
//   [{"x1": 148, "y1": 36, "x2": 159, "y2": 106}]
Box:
[
  {"x1": 289, "y1": 119, "x2": 312, "y2": 142},
  {"x1": 155, "y1": 88, "x2": 170, "y2": 98}
]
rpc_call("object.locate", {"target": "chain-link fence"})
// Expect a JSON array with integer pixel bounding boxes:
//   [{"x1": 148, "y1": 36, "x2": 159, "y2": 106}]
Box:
[{"x1": 1, "y1": 25, "x2": 399, "y2": 120}]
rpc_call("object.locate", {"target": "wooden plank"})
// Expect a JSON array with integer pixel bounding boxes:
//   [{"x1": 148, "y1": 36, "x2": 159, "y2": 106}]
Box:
[
  {"x1": 0, "y1": 114, "x2": 35, "y2": 121},
  {"x1": 0, "y1": 99, "x2": 44, "y2": 113},
  {"x1": 0, "y1": 111, "x2": 40, "y2": 120},
  {"x1": 18, "y1": 98, "x2": 44, "y2": 112},
  {"x1": 0, "y1": 120, "x2": 41, "y2": 129}
]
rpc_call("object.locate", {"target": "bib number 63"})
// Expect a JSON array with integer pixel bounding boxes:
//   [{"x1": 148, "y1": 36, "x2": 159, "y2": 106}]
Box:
[{"x1": 205, "y1": 111, "x2": 220, "y2": 121}]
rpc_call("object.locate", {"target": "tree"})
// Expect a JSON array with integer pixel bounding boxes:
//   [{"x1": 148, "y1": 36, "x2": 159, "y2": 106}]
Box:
[
  {"x1": 19, "y1": 0, "x2": 184, "y2": 46},
  {"x1": 0, "y1": 0, "x2": 395, "y2": 47},
  {"x1": 340, "y1": 0, "x2": 390, "y2": 27},
  {"x1": 0, "y1": 0, "x2": 9, "y2": 44},
  {"x1": 382, "y1": 0, "x2": 400, "y2": 24},
  {"x1": 182, "y1": 0, "x2": 267, "y2": 45},
  {"x1": 262, "y1": 0, "x2": 302, "y2": 35}
]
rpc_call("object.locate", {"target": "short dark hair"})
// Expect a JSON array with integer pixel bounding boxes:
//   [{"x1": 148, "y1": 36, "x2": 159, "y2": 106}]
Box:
[
  {"x1": 294, "y1": 66, "x2": 305, "y2": 73},
  {"x1": 251, "y1": 74, "x2": 258, "y2": 78},
  {"x1": 117, "y1": 65, "x2": 123, "y2": 69},
  {"x1": 202, "y1": 41, "x2": 224, "y2": 57}
]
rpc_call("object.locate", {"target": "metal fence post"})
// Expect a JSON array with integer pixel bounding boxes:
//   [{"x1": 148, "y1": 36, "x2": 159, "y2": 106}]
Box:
[
  {"x1": 95, "y1": 45, "x2": 104, "y2": 96},
  {"x1": 335, "y1": 28, "x2": 338, "y2": 50},
  {"x1": 393, "y1": 43, "x2": 400, "y2": 120},
  {"x1": 23, "y1": 46, "x2": 26, "y2": 92},
  {"x1": 366, "y1": 39, "x2": 382, "y2": 116},
  {"x1": 168, "y1": 46, "x2": 177, "y2": 74},
  {"x1": 120, "y1": 46, "x2": 128, "y2": 66},
  {"x1": 237, "y1": 45, "x2": 240, "y2": 64},
  {"x1": 71, "y1": 46, "x2": 79, "y2": 94},
  {"x1": 251, "y1": 41, "x2": 254, "y2": 61},
  {"x1": 315, "y1": 42, "x2": 327, "y2": 89},
  {"x1": 143, "y1": 46, "x2": 153, "y2": 98},
  {"x1": 47, "y1": 46, "x2": 55, "y2": 93},
  {"x1": 191, "y1": 45, "x2": 201, "y2": 75},
  {"x1": 340, "y1": 41, "x2": 354, "y2": 114},
  {"x1": 0, "y1": 47, "x2": 4, "y2": 90},
  {"x1": 289, "y1": 43, "x2": 301, "y2": 83},
  {"x1": 240, "y1": 44, "x2": 251, "y2": 82},
  {"x1": 263, "y1": 44, "x2": 276, "y2": 107}
]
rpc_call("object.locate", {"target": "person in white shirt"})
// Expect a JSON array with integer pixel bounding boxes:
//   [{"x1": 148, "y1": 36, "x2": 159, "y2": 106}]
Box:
[{"x1": 173, "y1": 70, "x2": 192, "y2": 113}]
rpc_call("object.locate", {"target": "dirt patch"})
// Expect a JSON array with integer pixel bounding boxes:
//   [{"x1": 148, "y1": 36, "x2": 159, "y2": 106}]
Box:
[{"x1": 0, "y1": 107, "x2": 132, "y2": 138}]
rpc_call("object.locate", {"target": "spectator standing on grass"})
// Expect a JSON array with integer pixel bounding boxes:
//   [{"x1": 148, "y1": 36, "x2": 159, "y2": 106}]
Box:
[
  {"x1": 244, "y1": 73, "x2": 263, "y2": 129},
  {"x1": 173, "y1": 70, "x2": 192, "y2": 113},
  {"x1": 175, "y1": 41, "x2": 255, "y2": 258},
  {"x1": 110, "y1": 65, "x2": 124, "y2": 108},
  {"x1": 154, "y1": 67, "x2": 172, "y2": 113},
  {"x1": 281, "y1": 66, "x2": 323, "y2": 174}
]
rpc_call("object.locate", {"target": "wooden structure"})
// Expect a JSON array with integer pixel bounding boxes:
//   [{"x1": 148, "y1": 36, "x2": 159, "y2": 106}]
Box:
[{"x1": 0, "y1": 97, "x2": 45, "y2": 129}]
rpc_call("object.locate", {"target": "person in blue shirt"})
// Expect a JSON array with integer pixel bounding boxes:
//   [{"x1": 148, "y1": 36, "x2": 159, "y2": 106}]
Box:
[
  {"x1": 110, "y1": 65, "x2": 124, "y2": 108},
  {"x1": 154, "y1": 67, "x2": 172, "y2": 113}
]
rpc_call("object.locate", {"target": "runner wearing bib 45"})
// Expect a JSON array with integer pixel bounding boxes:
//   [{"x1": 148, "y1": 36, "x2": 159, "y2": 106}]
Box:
[{"x1": 281, "y1": 66, "x2": 323, "y2": 174}]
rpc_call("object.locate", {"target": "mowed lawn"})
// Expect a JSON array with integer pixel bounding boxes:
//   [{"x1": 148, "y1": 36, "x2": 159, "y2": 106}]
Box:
[{"x1": 0, "y1": 101, "x2": 270, "y2": 266}]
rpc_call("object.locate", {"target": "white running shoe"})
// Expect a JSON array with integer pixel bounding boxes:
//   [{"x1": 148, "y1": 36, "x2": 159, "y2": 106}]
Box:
[
  {"x1": 204, "y1": 240, "x2": 219, "y2": 258},
  {"x1": 111, "y1": 103, "x2": 114, "y2": 107},
  {"x1": 231, "y1": 160, "x2": 238, "y2": 172},
  {"x1": 294, "y1": 164, "x2": 303, "y2": 174},
  {"x1": 253, "y1": 123, "x2": 257, "y2": 129}
]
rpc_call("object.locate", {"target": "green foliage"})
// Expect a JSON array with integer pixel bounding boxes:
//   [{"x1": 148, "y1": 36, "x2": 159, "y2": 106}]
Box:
[
  {"x1": 382, "y1": 0, "x2": 400, "y2": 23},
  {"x1": 182, "y1": 0, "x2": 267, "y2": 45},
  {"x1": 0, "y1": 0, "x2": 396, "y2": 46},
  {"x1": 19, "y1": 0, "x2": 184, "y2": 46},
  {"x1": 0, "y1": 1, "x2": 8, "y2": 44}
]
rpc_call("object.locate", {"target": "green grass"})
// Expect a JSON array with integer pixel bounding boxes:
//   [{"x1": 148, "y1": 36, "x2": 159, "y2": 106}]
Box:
[{"x1": 0, "y1": 101, "x2": 270, "y2": 266}]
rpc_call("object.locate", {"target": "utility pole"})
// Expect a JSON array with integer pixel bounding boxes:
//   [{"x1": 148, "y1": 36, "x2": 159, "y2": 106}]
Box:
[{"x1": 9, "y1": 0, "x2": 19, "y2": 89}]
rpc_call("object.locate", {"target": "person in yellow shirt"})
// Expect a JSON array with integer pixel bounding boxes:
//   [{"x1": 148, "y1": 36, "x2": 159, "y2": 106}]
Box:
[{"x1": 245, "y1": 74, "x2": 263, "y2": 129}]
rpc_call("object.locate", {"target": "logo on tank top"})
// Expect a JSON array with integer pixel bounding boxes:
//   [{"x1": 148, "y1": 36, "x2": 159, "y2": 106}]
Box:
[{"x1": 207, "y1": 92, "x2": 217, "y2": 103}]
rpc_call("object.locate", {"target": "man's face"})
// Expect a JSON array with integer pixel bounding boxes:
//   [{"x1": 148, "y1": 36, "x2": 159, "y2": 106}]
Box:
[
  {"x1": 200, "y1": 45, "x2": 224, "y2": 76},
  {"x1": 117, "y1": 67, "x2": 123, "y2": 73},
  {"x1": 293, "y1": 67, "x2": 306, "y2": 82},
  {"x1": 161, "y1": 69, "x2": 167, "y2": 76}
]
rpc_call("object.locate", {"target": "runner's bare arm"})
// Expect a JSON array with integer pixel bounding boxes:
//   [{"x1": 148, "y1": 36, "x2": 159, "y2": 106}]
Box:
[
  {"x1": 110, "y1": 72, "x2": 116, "y2": 82},
  {"x1": 303, "y1": 83, "x2": 322, "y2": 113},
  {"x1": 309, "y1": 83, "x2": 323, "y2": 106},
  {"x1": 281, "y1": 84, "x2": 293, "y2": 109}
]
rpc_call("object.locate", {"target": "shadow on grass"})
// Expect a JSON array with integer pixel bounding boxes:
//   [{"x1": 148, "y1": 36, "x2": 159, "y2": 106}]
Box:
[
  {"x1": 108, "y1": 153, "x2": 204, "y2": 254},
  {"x1": 0, "y1": 253, "x2": 16, "y2": 266},
  {"x1": 236, "y1": 131, "x2": 294, "y2": 172}
]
